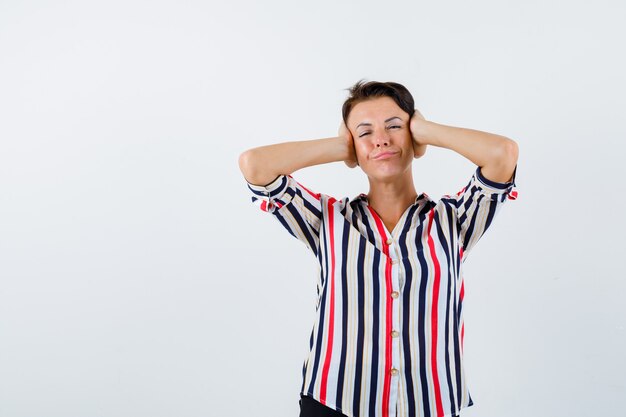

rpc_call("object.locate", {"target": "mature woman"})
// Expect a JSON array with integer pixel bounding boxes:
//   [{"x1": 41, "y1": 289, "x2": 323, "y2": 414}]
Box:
[{"x1": 238, "y1": 80, "x2": 519, "y2": 417}]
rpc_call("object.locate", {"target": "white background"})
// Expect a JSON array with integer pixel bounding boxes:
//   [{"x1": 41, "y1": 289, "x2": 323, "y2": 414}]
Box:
[{"x1": 1, "y1": 1, "x2": 624, "y2": 416}]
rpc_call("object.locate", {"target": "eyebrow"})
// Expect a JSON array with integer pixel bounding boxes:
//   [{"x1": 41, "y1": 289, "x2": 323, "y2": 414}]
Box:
[{"x1": 356, "y1": 116, "x2": 403, "y2": 129}]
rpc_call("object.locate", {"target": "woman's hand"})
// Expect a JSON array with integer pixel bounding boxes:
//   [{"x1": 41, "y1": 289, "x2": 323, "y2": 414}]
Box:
[
  {"x1": 339, "y1": 121, "x2": 358, "y2": 168},
  {"x1": 410, "y1": 108, "x2": 428, "y2": 159}
]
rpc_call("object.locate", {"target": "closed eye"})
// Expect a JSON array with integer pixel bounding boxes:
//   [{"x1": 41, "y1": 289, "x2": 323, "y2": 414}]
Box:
[{"x1": 358, "y1": 125, "x2": 401, "y2": 137}]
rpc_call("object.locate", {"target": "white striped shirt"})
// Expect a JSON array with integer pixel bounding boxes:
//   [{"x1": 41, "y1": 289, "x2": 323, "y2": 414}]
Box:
[{"x1": 246, "y1": 165, "x2": 518, "y2": 417}]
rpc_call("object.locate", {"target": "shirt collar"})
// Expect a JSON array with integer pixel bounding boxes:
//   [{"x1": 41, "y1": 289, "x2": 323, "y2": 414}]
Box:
[{"x1": 351, "y1": 192, "x2": 432, "y2": 205}]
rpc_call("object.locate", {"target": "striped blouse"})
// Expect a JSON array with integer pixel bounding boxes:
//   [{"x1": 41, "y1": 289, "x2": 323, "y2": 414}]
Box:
[{"x1": 246, "y1": 165, "x2": 518, "y2": 417}]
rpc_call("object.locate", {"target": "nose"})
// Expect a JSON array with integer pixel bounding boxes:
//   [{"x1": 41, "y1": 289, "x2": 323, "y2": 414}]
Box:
[
  {"x1": 374, "y1": 128, "x2": 390, "y2": 147},
  {"x1": 375, "y1": 138, "x2": 389, "y2": 148}
]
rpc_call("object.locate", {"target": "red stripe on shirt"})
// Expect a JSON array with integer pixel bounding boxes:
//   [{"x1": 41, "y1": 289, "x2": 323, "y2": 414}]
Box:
[
  {"x1": 319, "y1": 197, "x2": 337, "y2": 404},
  {"x1": 427, "y1": 209, "x2": 444, "y2": 417},
  {"x1": 460, "y1": 279, "x2": 465, "y2": 302},
  {"x1": 367, "y1": 206, "x2": 393, "y2": 417}
]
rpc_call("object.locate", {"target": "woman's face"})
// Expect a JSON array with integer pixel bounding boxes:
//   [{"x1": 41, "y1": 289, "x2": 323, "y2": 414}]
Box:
[{"x1": 347, "y1": 96, "x2": 414, "y2": 181}]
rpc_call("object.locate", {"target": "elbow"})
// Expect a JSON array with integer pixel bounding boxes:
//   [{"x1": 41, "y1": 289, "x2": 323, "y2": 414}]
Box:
[
  {"x1": 500, "y1": 137, "x2": 519, "y2": 167},
  {"x1": 500, "y1": 138, "x2": 519, "y2": 182},
  {"x1": 238, "y1": 149, "x2": 273, "y2": 185},
  {"x1": 238, "y1": 149, "x2": 253, "y2": 174},
  {"x1": 480, "y1": 138, "x2": 519, "y2": 184},
  {"x1": 238, "y1": 149, "x2": 259, "y2": 182}
]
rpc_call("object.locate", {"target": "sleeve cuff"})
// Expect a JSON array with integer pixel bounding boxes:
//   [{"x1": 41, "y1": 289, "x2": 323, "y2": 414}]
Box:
[
  {"x1": 247, "y1": 174, "x2": 289, "y2": 199},
  {"x1": 247, "y1": 174, "x2": 296, "y2": 212},
  {"x1": 473, "y1": 164, "x2": 518, "y2": 201},
  {"x1": 475, "y1": 164, "x2": 517, "y2": 192}
]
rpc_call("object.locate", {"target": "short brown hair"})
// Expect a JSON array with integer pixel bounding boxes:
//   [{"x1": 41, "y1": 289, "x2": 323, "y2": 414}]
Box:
[{"x1": 342, "y1": 79, "x2": 416, "y2": 126}]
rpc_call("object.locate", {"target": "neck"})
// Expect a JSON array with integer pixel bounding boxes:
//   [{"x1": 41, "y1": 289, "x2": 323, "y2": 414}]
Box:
[{"x1": 366, "y1": 170, "x2": 418, "y2": 220}]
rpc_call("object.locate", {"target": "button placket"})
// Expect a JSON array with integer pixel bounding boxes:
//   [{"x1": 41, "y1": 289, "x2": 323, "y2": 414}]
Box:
[{"x1": 388, "y1": 242, "x2": 402, "y2": 385}]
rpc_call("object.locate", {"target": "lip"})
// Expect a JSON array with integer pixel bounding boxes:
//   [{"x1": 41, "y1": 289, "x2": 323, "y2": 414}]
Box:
[{"x1": 372, "y1": 151, "x2": 398, "y2": 160}]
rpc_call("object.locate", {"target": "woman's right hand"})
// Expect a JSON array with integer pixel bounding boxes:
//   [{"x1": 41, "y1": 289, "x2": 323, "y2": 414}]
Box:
[{"x1": 339, "y1": 121, "x2": 358, "y2": 168}]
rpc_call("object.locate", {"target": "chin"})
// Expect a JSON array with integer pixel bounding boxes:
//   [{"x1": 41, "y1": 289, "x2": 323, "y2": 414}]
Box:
[
  {"x1": 365, "y1": 168, "x2": 407, "y2": 182},
  {"x1": 364, "y1": 160, "x2": 412, "y2": 178}
]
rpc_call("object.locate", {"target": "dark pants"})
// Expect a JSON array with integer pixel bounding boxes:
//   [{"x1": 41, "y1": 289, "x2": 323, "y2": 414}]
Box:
[
  {"x1": 299, "y1": 395, "x2": 348, "y2": 417},
  {"x1": 299, "y1": 394, "x2": 460, "y2": 417}
]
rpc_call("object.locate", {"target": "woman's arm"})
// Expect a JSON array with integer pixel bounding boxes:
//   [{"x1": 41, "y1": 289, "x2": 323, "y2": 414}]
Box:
[
  {"x1": 238, "y1": 122, "x2": 357, "y2": 186},
  {"x1": 410, "y1": 112, "x2": 518, "y2": 184}
]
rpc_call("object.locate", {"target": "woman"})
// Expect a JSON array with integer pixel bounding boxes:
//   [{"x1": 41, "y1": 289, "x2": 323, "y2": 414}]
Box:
[{"x1": 238, "y1": 80, "x2": 519, "y2": 417}]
